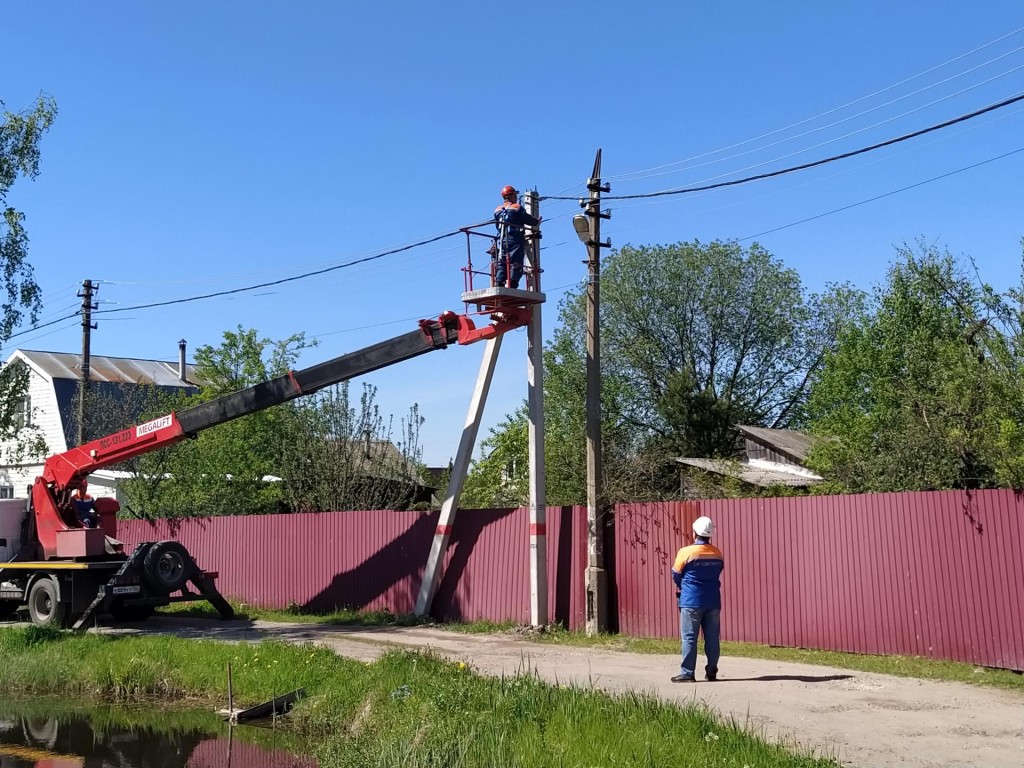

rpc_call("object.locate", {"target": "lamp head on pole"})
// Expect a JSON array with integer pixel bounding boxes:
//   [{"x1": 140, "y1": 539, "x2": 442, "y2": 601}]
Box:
[{"x1": 572, "y1": 214, "x2": 590, "y2": 244}]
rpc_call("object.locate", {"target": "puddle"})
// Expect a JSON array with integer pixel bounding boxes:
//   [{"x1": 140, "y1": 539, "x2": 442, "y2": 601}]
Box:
[{"x1": 0, "y1": 697, "x2": 316, "y2": 767}]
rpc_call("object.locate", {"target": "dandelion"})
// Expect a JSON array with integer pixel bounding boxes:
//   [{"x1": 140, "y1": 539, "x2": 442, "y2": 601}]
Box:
[{"x1": 704, "y1": 732, "x2": 719, "y2": 743}]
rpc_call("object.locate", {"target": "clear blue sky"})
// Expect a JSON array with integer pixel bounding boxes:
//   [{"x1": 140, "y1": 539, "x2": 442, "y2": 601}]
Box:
[{"x1": 5, "y1": 3, "x2": 1024, "y2": 465}]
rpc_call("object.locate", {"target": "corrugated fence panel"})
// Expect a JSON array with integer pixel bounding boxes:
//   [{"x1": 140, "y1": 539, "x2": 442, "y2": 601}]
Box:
[
  {"x1": 119, "y1": 504, "x2": 588, "y2": 627},
  {"x1": 611, "y1": 490, "x2": 1023, "y2": 670},
  {"x1": 433, "y1": 507, "x2": 527, "y2": 623},
  {"x1": 614, "y1": 502, "x2": 688, "y2": 639},
  {"x1": 119, "y1": 510, "x2": 438, "y2": 614},
  {"x1": 119, "y1": 490, "x2": 1023, "y2": 669}
]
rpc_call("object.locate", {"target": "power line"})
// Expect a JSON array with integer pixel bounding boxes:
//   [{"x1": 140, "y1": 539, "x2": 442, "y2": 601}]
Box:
[
  {"x1": 605, "y1": 102, "x2": 1024, "y2": 224},
  {"x1": 94, "y1": 229, "x2": 464, "y2": 316},
  {"x1": 612, "y1": 54, "x2": 1024, "y2": 188},
  {"x1": 738, "y1": 146, "x2": 1024, "y2": 242},
  {"x1": 7, "y1": 311, "x2": 81, "y2": 340},
  {"x1": 606, "y1": 25, "x2": 1024, "y2": 183},
  {"x1": 541, "y1": 92, "x2": 1024, "y2": 202}
]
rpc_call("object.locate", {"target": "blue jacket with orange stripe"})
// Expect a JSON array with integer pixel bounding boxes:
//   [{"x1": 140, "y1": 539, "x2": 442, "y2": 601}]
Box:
[
  {"x1": 494, "y1": 202, "x2": 539, "y2": 245},
  {"x1": 672, "y1": 538, "x2": 724, "y2": 609}
]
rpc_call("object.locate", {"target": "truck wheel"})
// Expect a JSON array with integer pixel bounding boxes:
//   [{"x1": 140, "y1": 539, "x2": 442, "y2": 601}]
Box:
[
  {"x1": 143, "y1": 541, "x2": 191, "y2": 595},
  {"x1": 27, "y1": 577, "x2": 69, "y2": 628}
]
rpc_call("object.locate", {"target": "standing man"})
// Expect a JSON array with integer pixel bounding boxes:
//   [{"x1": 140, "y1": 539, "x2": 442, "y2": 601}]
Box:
[
  {"x1": 493, "y1": 185, "x2": 540, "y2": 289},
  {"x1": 671, "y1": 515, "x2": 724, "y2": 682}
]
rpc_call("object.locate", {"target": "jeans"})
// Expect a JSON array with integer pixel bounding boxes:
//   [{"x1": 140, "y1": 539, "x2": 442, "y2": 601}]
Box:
[
  {"x1": 679, "y1": 606, "x2": 720, "y2": 677},
  {"x1": 494, "y1": 241, "x2": 525, "y2": 289}
]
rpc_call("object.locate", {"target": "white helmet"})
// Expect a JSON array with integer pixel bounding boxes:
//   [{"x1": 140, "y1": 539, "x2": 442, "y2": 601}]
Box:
[{"x1": 692, "y1": 516, "x2": 714, "y2": 538}]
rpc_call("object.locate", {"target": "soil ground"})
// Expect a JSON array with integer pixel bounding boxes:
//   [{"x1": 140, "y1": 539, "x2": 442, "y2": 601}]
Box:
[{"x1": 103, "y1": 616, "x2": 1024, "y2": 768}]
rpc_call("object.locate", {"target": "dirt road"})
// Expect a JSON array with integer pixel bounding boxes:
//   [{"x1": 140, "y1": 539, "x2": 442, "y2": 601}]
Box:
[{"x1": 104, "y1": 616, "x2": 1023, "y2": 768}]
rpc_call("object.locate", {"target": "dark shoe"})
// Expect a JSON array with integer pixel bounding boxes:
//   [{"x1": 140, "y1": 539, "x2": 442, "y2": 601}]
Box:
[
  {"x1": 671, "y1": 674, "x2": 696, "y2": 683},
  {"x1": 705, "y1": 672, "x2": 717, "y2": 681}
]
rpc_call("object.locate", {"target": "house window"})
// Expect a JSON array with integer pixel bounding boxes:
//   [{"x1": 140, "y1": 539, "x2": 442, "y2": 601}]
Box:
[
  {"x1": 0, "y1": 486, "x2": 13, "y2": 499},
  {"x1": 12, "y1": 395, "x2": 31, "y2": 429}
]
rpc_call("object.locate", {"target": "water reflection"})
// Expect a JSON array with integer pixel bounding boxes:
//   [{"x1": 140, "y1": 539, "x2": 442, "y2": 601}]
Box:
[{"x1": 0, "y1": 701, "x2": 316, "y2": 768}]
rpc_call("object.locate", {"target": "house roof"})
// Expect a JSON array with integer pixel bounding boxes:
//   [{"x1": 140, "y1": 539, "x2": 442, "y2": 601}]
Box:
[
  {"x1": 675, "y1": 457, "x2": 823, "y2": 487},
  {"x1": 343, "y1": 439, "x2": 428, "y2": 486},
  {"x1": 13, "y1": 349, "x2": 200, "y2": 387},
  {"x1": 736, "y1": 425, "x2": 815, "y2": 463}
]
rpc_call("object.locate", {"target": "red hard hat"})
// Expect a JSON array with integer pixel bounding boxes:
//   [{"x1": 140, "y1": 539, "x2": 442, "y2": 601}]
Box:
[{"x1": 500, "y1": 185, "x2": 517, "y2": 198}]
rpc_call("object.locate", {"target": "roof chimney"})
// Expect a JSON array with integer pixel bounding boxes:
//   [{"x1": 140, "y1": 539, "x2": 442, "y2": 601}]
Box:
[{"x1": 178, "y1": 339, "x2": 187, "y2": 382}]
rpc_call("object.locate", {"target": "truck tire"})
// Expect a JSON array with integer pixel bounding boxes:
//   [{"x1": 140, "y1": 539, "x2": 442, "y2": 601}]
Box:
[
  {"x1": 27, "y1": 577, "x2": 70, "y2": 628},
  {"x1": 143, "y1": 541, "x2": 191, "y2": 595}
]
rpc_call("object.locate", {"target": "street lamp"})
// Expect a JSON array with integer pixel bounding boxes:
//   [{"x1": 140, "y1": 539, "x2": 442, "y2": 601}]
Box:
[{"x1": 573, "y1": 214, "x2": 591, "y2": 243}]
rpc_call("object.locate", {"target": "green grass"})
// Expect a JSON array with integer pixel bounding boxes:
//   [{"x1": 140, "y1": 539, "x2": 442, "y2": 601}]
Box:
[
  {"x1": 156, "y1": 600, "x2": 1024, "y2": 691},
  {"x1": 0, "y1": 626, "x2": 837, "y2": 768},
  {"x1": 158, "y1": 598, "x2": 431, "y2": 627}
]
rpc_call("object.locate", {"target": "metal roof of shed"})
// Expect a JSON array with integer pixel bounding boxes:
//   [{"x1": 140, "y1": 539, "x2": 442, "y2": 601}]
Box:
[{"x1": 675, "y1": 457, "x2": 823, "y2": 487}]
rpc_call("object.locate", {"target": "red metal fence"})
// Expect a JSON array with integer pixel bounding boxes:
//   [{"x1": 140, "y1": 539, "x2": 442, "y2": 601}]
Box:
[
  {"x1": 119, "y1": 489, "x2": 1024, "y2": 670},
  {"x1": 614, "y1": 491, "x2": 1024, "y2": 671},
  {"x1": 120, "y1": 506, "x2": 588, "y2": 628}
]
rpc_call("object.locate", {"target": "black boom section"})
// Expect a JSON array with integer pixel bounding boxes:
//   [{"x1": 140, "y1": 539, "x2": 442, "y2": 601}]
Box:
[
  {"x1": 177, "y1": 376, "x2": 301, "y2": 434},
  {"x1": 177, "y1": 323, "x2": 458, "y2": 436},
  {"x1": 294, "y1": 326, "x2": 455, "y2": 392}
]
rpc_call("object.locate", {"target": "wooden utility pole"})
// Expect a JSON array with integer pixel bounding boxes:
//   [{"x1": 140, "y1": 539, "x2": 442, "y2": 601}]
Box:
[
  {"x1": 583, "y1": 150, "x2": 611, "y2": 635},
  {"x1": 77, "y1": 279, "x2": 98, "y2": 446}
]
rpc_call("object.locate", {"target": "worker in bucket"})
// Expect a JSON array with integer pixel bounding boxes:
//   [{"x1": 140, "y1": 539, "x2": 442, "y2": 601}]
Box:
[
  {"x1": 670, "y1": 515, "x2": 724, "y2": 682},
  {"x1": 493, "y1": 185, "x2": 540, "y2": 289},
  {"x1": 71, "y1": 479, "x2": 98, "y2": 528}
]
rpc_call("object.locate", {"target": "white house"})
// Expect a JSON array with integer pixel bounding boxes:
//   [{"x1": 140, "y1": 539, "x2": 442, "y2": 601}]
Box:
[{"x1": 0, "y1": 345, "x2": 199, "y2": 500}]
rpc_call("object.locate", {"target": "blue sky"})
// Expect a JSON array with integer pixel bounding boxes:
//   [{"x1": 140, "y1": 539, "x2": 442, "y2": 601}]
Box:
[{"x1": 4, "y1": 2, "x2": 1024, "y2": 465}]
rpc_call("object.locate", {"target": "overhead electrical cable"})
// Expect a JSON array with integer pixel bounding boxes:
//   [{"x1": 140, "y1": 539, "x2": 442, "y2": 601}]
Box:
[
  {"x1": 606, "y1": 24, "x2": 1024, "y2": 182},
  {"x1": 7, "y1": 312, "x2": 81, "y2": 340},
  {"x1": 93, "y1": 229, "x2": 464, "y2": 316},
  {"x1": 608, "y1": 103, "x2": 1024, "y2": 218},
  {"x1": 738, "y1": 145, "x2": 1024, "y2": 241},
  {"x1": 609, "y1": 72, "x2": 1024, "y2": 200},
  {"x1": 540, "y1": 92, "x2": 1024, "y2": 202},
  {"x1": 613, "y1": 52, "x2": 1024, "y2": 186}
]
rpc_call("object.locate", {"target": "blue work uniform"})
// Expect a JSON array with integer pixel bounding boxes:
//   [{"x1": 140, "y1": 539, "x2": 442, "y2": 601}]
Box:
[
  {"x1": 493, "y1": 202, "x2": 540, "y2": 289},
  {"x1": 72, "y1": 492, "x2": 98, "y2": 528},
  {"x1": 672, "y1": 537, "x2": 725, "y2": 678}
]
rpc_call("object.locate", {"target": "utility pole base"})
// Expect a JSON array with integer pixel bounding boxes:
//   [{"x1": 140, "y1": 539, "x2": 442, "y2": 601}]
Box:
[{"x1": 585, "y1": 566, "x2": 609, "y2": 636}]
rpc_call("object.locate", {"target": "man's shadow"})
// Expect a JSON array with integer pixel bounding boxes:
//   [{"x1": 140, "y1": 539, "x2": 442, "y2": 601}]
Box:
[{"x1": 719, "y1": 674, "x2": 854, "y2": 683}]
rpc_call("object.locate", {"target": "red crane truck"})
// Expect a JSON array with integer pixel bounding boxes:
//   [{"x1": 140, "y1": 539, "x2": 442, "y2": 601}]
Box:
[{"x1": 0, "y1": 308, "x2": 529, "y2": 630}]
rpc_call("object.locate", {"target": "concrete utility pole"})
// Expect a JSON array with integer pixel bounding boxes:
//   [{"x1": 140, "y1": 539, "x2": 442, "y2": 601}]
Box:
[
  {"x1": 523, "y1": 189, "x2": 548, "y2": 626},
  {"x1": 77, "y1": 279, "x2": 98, "y2": 446},
  {"x1": 574, "y1": 150, "x2": 612, "y2": 635}
]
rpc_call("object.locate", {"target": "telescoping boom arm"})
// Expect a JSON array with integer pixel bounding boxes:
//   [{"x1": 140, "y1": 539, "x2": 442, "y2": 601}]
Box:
[{"x1": 33, "y1": 309, "x2": 524, "y2": 559}]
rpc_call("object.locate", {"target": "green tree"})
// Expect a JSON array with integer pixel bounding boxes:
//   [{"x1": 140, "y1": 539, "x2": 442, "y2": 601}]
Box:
[
  {"x1": 804, "y1": 241, "x2": 1024, "y2": 492},
  {"x1": 461, "y1": 410, "x2": 529, "y2": 508},
  {"x1": 0, "y1": 95, "x2": 57, "y2": 460},
  {"x1": 465, "y1": 240, "x2": 850, "y2": 504},
  {"x1": 280, "y1": 383, "x2": 427, "y2": 512},
  {"x1": 121, "y1": 327, "x2": 310, "y2": 517},
  {"x1": 118, "y1": 327, "x2": 427, "y2": 517}
]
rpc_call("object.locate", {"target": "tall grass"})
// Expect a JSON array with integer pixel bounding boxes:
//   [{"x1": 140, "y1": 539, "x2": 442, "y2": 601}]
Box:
[{"x1": 0, "y1": 627, "x2": 837, "y2": 767}]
